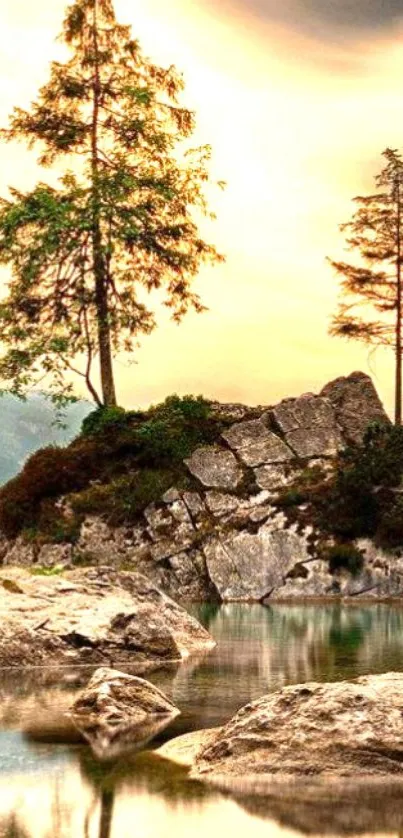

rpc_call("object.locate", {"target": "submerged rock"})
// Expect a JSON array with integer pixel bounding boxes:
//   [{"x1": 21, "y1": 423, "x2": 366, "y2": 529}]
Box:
[
  {"x1": 155, "y1": 729, "x2": 219, "y2": 767},
  {"x1": 192, "y1": 672, "x2": 403, "y2": 782},
  {"x1": 71, "y1": 667, "x2": 179, "y2": 760},
  {"x1": 0, "y1": 567, "x2": 215, "y2": 668}
]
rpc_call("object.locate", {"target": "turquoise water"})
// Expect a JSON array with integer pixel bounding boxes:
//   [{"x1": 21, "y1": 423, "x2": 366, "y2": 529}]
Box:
[{"x1": 2, "y1": 603, "x2": 403, "y2": 837}]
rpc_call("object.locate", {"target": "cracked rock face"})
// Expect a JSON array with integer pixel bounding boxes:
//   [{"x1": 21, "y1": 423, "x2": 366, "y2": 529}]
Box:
[
  {"x1": 204, "y1": 525, "x2": 310, "y2": 600},
  {"x1": 71, "y1": 667, "x2": 179, "y2": 760},
  {"x1": 270, "y1": 394, "x2": 343, "y2": 458},
  {"x1": 222, "y1": 420, "x2": 294, "y2": 467},
  {"x1": 1, "y1": 371, "x2": 392, "y2": 605},
  {"x1": 185, "y1": 446, "x2": 243, "y2": 490}
]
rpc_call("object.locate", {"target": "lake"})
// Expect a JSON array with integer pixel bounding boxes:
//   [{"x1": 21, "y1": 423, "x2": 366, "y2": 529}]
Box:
[{"x1": 1, "y1": 602, "x2": 403, "y2": 837}]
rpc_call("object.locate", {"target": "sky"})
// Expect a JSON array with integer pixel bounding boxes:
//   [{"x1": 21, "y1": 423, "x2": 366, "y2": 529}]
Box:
[{"x1": 1, "y1": 0, "x2": 403, "y2": 412}]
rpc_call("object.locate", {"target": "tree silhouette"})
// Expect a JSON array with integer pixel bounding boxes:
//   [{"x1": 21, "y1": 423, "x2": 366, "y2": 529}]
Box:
[
  {"x1": 0, "y1": 0, "x2": 223, "y2": 406},
  {"x1": 329, "y1": 148, "x2": 403, "y2": 424}
]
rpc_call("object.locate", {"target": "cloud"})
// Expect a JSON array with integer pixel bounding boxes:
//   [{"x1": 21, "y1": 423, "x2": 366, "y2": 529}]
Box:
[{"x1": 214, "y1": 0, "x2": 403, "y2": 38}]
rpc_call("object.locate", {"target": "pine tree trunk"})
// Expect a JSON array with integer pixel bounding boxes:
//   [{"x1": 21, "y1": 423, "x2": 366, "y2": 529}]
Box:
[
  {"x1": 91, "y1": 0, "x2": 117, "y2": 407},
  {"x1": 396, "y1": 180, "x2": 402, "y2": 425}
]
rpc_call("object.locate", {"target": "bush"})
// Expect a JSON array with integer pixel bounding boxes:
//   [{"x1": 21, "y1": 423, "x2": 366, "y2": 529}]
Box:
[
  {"x1": 0, "y1": 393, "x2": 220, "y2": 538},
  {"x1": 0, "y1": 441, "x2": 100, "y2": 538},
  {"x1": 276, "y1": 488, "x2": 308, "y2": 508},
  {"x1": 81, "y1": 405, "x2": 136, "y2": 437},
  {"x1": 135, "y1": 395, "x2": 216, "y2": 465},
  {"x1": 327, "y1": 544, "x2": 364, "y2": 577},
  {"x1": 70, "y1": 468, "x2": 179, "y2": 526},
  {"x1": 315, "y1": 423, "x2": 403, "y2": 541},
  {"x1": 376, "y1": 496, "x2": 403, "y2": 548}
]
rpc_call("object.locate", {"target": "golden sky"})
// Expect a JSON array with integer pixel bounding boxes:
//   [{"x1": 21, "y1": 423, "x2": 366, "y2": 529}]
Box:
[{"x1": 1, "y1": 0, "x2": 403, "y2": 411}]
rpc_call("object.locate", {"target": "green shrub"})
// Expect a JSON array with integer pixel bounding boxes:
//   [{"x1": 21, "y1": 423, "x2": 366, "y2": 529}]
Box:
[
  {"x1": 70, "y1": 468, "x2": 179, "y2": 526},
  {"x1": 276, "y1": 488, "x2": 308, "y2": 508},
  {"x1": 376, "y1": 496, "x2": 403, "y2": 547},
  {"x1": 0, "y1": 392, "x2": 220, "y2": 538},
  {"x1": 30, "y1": 565, "x2": 65, "y2": 577},
  {"x1": 81, "y1": 405, "x2": 136, "y2": 437},
  {"x1": 135, "y1": 395, "x2": 215, "y2": 465},
  {"x1": 315, "y1": 422, "x2": 401, "y2": 541},
  {"x1": 327, "y1": 544, "x2": 364, "y2": 577}
]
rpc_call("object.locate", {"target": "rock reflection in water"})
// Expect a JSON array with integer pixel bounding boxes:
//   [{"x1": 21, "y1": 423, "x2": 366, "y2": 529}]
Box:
[
  {"x1": 4, "y1": 603, "x2": 403, "y2": 837},
  {"x1": 149, "y1": 602, "x2": 403, "y2": 736},
  {"x1": 4, "y1": 749, "x2": 403, "y2": 838}
]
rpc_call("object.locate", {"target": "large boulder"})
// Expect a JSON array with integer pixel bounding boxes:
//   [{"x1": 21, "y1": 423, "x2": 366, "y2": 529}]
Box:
[
  {"x1": 192, "y1": 672, "x2": 403, "y2": 782},
  {"x1": 321, "y1": 370, "x2": 390, "y2": 444},
  {"x1": 71, "y1": 667, "x2": 179, "y2": 759},
  {"x1": 0, "y1": 567, "x2": 215, "y2": 668}
]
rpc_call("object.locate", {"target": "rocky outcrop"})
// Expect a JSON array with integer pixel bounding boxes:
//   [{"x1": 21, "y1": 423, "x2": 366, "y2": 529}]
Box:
[
  {"x1": 270, "y1": 393, "x2": 343, "y2": 458},
  {"x1": 71, "y1": 667, "x2": 179, "y2": 759},
  {"x1": 0, "y1": 567, "x2": 215, "y2": 668},
  {"x1": 192, "y1": 672, "x2": 403, "y2": 783},
  {"x1": 0, "y1": 371, "x2": 392, "y2": 603},
  {"x1": 321, "y1": 370, "x2": 388, "y2": 444}
]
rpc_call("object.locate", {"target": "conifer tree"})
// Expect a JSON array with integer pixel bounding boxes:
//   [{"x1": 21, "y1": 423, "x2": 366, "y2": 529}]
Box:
[
  {"x1": 329, "y1": 148, "x2": 403, "y2": 424},
  {"x1": 0, "y1": 0, "x2": 223, "y2": 406}
]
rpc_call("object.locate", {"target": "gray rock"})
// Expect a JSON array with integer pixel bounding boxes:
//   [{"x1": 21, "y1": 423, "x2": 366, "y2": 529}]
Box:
[
  {"x1": 205, "y1": 492, "x2": 240, "y2": 518},
  {"x1": 37, "y1": 543, "x2": 73, "y2": 568},
  {"x1": 254, "y1": 464, "x2": 297, "y2": 491},
  {"x1": 321, "y1": 370, "x2": 390, "y2": 444},
  {"x1": 286, "y1": 426, "x2": 342, "y2": 458},
  {"x1": 223, "y1": 420, "x2": 294, "y2": 467},
  {"x1": 204, "y1": 525, "x2": 310, "y2": 600},
  {"x1": 209, "y1": 402, "x2": 266, "y2": 421},
  {"x1": 71, "y1": 667, "x2": 179, "y2": 759},
  {"x1": 182, "y1": 491, "x2": 208, "y2": 527},
  {"x1": 2, "y1": 537, "x2": 38, "y2": 567},
  {"x1": 193, "y1": 672, "x2": 403, "y2": 782},
  {"x1": 185, "y1": 446, "x2": 243, "y2": 490},
  {"x1": 270, "y1": 394, "x2": 343, "y2": 458},
  {"x1": 269, "y1": 560, "x2": 335, "y2": 600},
  {"x1": 0, "y1": 567, "x2": 215, "y2": 668},
  {"x1": 156, "y1": 729, "x2": 219, "y2": 767},
  {"x1": 270, "y1": 393, "x2": 336, "y2": 434},
  {"x1": 162, "y1": 487, "x2": 180, "y2": 504}
]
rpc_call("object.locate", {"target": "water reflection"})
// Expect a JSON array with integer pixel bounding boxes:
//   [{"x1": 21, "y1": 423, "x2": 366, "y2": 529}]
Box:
[{"x1": 3, "y1": 603, "x2": 403, "y2": 837}]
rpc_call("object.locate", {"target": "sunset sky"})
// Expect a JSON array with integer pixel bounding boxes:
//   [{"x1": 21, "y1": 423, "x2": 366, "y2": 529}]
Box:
[{"x1": 1, "y1": 0, "x2": 403, "y2": 412}]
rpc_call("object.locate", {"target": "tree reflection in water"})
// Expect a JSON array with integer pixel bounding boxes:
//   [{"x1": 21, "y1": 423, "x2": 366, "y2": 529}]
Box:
[{"x1": 4, "y1": 603, "x2": 403, "y2": 838}]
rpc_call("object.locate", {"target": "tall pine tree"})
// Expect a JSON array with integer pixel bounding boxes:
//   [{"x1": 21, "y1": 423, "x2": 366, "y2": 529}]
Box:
[
  {"x1": 0, "y1": 0, "x2": 223, "y2": 406},
  {"x1": 329, "y1": 148, "x2": 403, "y2": 424}
]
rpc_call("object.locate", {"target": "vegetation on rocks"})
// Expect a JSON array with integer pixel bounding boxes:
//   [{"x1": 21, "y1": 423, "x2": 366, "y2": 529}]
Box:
[
  {"x1": 275, "y1": 422, "x2": 403, "y2": 552},
  {"x1": 0, "y1": 395, "x2": 224, "y2": 538}
]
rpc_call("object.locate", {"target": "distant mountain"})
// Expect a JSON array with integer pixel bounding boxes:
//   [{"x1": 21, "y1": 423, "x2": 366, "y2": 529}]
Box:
[{"x1": 0, "y1": 392, "x2": 92, "y2": 485}]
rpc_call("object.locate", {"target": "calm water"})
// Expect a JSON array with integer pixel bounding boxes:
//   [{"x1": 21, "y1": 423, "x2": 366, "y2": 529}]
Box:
[{"x1": 2, "y1": 603, "x2": 403, "y2": 837}]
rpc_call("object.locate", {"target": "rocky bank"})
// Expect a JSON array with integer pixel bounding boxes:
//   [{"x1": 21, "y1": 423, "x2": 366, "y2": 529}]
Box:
[{"x1": 1, "y1": 371, "x2": 399, "y2": 602}]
